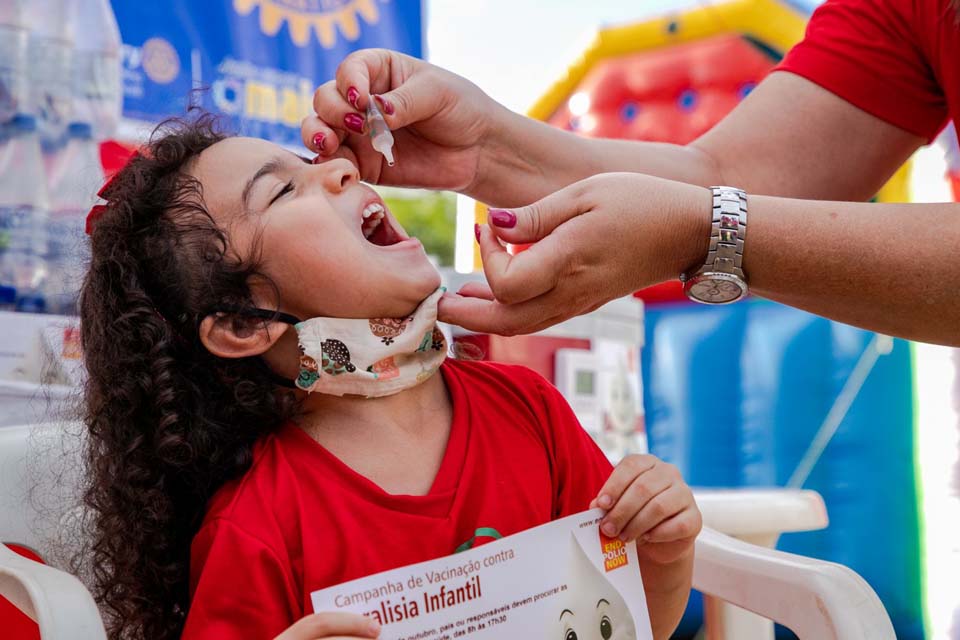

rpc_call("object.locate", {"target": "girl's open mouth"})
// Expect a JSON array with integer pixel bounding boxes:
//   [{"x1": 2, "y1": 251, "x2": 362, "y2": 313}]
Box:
[{"x1": 360, "y1": 202, "x2": 409, "y2": 247}]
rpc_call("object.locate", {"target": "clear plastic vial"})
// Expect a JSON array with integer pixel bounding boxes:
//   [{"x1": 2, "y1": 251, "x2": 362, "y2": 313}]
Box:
[{"x1": 366, "y1": 97, "x2": 395, "y2": 166}]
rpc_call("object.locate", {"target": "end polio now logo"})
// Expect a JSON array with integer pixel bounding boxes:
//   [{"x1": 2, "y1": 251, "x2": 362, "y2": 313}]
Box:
[
  {"x1": 600, "y1": 530, "x2": 629, "y2": 572},
  {"x1": 233, "y1": 0, "x2": 386, "y2": 48}
]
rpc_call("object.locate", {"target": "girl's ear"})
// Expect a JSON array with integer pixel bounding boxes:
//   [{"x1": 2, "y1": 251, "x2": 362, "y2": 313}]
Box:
[{"x1": 198, "y1": 314, "x2": 289, "y2": 359}]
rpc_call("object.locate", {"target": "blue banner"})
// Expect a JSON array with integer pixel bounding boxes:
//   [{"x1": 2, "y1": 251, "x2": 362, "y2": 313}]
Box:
[{"x1": 113, "y1": 0, "x2": 423, "y2": 146}]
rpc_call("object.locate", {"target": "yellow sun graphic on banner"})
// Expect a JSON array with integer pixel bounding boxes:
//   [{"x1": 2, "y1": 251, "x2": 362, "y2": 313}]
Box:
[{"x1": 233, "y1": 0, "x2": 383, "y2": 48}]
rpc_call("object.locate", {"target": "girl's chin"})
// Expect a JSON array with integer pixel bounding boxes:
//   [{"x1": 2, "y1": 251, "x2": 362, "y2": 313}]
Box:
[
  {"x1": 408, "y1": 270, "x2": 443, "y2": 302},
  {"x1": 403, "y1": 258, "x2": 442, "y2": 290}
]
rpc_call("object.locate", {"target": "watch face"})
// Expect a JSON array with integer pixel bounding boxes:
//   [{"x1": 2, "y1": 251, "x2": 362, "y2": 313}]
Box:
[{"x1": 687, "y1": 274, "x2": 746, "y2": 304}]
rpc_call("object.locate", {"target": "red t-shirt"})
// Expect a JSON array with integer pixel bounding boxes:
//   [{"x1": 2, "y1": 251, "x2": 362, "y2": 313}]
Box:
[
  {"x1": 181, "y1": 359, "x2": 613, "y2": 639},
  {"x1": 777, "y1": 0, "x2": 958, "y2": 142}
]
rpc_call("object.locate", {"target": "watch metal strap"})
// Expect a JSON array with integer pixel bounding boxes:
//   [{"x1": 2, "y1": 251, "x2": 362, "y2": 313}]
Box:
[{"x1": 703, "y1": 185, "x2": 747, "y2": 278}]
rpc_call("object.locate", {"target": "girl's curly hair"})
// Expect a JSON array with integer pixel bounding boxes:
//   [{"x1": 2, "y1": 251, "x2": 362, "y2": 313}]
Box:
[{"x1": 79, "y1": 113, "x2": 297, "y2": 640}]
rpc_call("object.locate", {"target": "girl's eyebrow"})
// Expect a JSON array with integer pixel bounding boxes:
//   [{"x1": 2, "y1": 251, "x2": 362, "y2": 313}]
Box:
[{"x1": 241, "y1": 156, "x2": 285, "y2": 212}]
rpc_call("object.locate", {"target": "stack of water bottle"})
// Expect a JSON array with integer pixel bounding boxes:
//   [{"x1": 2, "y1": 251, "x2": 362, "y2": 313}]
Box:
[{"x1": 0, "y1": 0, "x2": 121, "y2": 315}]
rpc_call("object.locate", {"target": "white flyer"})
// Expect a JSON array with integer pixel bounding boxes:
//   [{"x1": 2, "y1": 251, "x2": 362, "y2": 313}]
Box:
[{"x1": 311, "y1": 509, "x2": 653, "y2": 640}]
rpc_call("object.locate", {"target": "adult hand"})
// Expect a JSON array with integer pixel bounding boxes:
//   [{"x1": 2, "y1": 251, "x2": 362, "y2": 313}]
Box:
[
  {"x1": 302, "y1": 48, "x2": 507, "y2": 192},
  {"x1": 273, "y1": 612, "x2": 380, "y2": 640},
  {"x1": 438, "y1": 172, "x2": 711, "y2": 335}
]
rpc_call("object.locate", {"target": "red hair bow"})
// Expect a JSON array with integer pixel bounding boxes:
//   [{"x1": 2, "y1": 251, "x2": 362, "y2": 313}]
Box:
[
  {"x1": 85, "y1": 203, "x2": 108, "y2": 235},
  {"x1": 84, "y1": 173, "x2": 120, "y2": 236},
  {"x1": 85, "y1": 146, "x2": 140, "y2": 236}
]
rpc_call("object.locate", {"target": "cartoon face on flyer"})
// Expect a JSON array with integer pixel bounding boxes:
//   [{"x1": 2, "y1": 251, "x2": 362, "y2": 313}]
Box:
[
  {"x1": 557, "y1": 536, "x2": 637, "y2": 640},
  {"x1": 311, "y1": 510, "x2": 652, "y2": 640}
]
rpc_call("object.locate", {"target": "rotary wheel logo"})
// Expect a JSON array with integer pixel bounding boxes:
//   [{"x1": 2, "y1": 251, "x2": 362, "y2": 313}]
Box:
[
  {"x1": 141, "y1": 37, "x2": 180, "y2": 85},
  {"x1": 234, "y1": 0, "x2": 384, "y2": 48}
]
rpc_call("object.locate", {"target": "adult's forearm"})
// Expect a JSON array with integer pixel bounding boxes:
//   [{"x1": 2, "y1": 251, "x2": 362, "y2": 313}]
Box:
[
  {"x1": 730, "y1": 195, "x2": 960, "y2": 346},
  {"x1": 468, "y1": 73, "x2": 923, "y2": 208},
  {"x1": 470, "y1": 110, "x2": 721, "y2": 208}
]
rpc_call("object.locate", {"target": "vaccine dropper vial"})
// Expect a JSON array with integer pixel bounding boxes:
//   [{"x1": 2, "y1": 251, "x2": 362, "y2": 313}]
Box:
[{"x1": 366, "y1": 97, "x2": 395, "y2": 166}]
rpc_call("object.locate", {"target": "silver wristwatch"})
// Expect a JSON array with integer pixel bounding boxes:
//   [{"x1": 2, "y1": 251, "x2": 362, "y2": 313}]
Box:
[{"x1": 681, "y1": 186, "x2": 748, "y2": 305}]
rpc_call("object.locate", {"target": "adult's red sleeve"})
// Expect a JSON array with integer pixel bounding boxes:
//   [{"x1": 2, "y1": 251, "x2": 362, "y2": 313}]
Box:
[
  {"x1": 777, "y1": 0, "x2": 948, "y2": 142},
  {"x1": 182, "y1": 518, "x2": 300, "y2": 640},
  {"x1": 529, "y1": 371, "x2": 614, "y2": 519}
]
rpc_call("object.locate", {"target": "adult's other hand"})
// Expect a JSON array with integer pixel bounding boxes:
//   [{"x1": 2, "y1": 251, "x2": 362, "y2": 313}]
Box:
[{"x1": 439, "y1": 173, "x2": 711, "y2": 335}]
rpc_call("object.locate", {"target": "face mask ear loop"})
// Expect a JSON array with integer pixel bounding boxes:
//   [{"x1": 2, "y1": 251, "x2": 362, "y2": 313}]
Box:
[
  {"x1": 208, "y1": 306, "x2": 303, "y2": 326},
  {"x1": 203, "y1": 306, "x2": 304, "y2": 389}
]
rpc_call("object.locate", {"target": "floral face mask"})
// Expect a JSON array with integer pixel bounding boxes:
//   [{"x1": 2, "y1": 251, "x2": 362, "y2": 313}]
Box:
[{"x1": 235, "y1": 287, "x2": 447, "y2": 398}]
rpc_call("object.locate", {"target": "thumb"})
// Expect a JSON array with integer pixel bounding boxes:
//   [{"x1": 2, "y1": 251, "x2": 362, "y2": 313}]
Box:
[{"x1": 485, "y1": 181, "x2": 592, "y2": 245}]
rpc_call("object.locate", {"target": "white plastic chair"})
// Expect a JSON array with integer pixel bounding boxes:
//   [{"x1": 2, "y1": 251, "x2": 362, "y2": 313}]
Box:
[
  {"x1": 1, "y1": 422, "x2": 106, "y2": 639},
  {"x1": 0, "y1": 542, "x2": 106, "y2": 639},
  {"x1": 694, "y1": 528, "x2": 895, "y2": 639},
  {"x1": 694, "y1": 487, "x2": 832, "y2": 638},
  {"x1": 0, "y1": 422, "x2": 895, "y2": 639}
]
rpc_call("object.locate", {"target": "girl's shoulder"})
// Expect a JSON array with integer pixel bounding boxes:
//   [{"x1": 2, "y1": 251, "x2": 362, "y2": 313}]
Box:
[
  {"x1": 442, "y1": 358, "x2": 566, "y2": 427},
  {"x1": 197, "y1": 426, "x2": 302, "y2": 539},
  {"x1": 443, "y1": 357, "x2": 550, "y2": 396}
]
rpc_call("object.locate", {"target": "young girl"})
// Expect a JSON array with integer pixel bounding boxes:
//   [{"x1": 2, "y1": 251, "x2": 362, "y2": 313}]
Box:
[{"x1": 79, "y1": 114, "x2": 701, "y2": 640}]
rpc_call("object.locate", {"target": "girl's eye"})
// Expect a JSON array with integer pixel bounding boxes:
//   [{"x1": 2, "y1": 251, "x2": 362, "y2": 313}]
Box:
[
  {"x1": 565, "y1": 630, "x2": 578, "y2": 640},
  {"x1": 600, "y1": 615, "x2": 612, "y2": 640},
  {"x1": 269, "y1": 180, "x2": 295, "y2": 206}
]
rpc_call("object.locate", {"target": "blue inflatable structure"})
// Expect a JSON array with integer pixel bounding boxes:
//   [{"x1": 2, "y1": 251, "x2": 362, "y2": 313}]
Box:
[{"x1": 642, "y1": 299, "x2": 922, "y2": 639}]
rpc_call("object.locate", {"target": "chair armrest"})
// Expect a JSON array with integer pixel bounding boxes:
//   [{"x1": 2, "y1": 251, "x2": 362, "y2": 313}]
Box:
[
  {"x1": 0, "y1": 543, "x2": 106, "y2": 640},
  {"x1": 693, "y1": 528, "x2": 895, "y2": 640},
  {"x1": 694, "y1": 488, "x2": 828, "y2": 539}
]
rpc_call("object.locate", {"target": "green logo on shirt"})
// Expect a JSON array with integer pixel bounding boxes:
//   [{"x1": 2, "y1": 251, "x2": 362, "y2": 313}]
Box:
[{"x1": 454, "y1": 527, "x2": 503, "y2": 553}]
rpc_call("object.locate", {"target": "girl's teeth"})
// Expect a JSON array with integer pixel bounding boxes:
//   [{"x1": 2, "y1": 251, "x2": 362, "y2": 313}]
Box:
[
  {"x1": 362, "y1": 216, "x2": 382, "y2": 238},
  {"x1": 361, "y1": 203, "x2": 386, "y2": 239},
  {"x1": 362, "y1": 203, "x2": 384, "y2": 219}
]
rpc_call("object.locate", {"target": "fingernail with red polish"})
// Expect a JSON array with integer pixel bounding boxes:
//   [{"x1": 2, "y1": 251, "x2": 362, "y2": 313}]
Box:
[
  {"x1": 344, "y1": 112, "x2": 365, "y2": 134},
  {"x1": 474, "y1": 223, "x2": 481, "y2": 242},
  {"x1": 312, "y1": 133, "x2": 325, "y2": 152},
  {"x1": 374, "y1": 94, "x2": 395, "y2": 115},
  {"x1": 489, "y1": 208, "x2": 517, "y2": 229},
  {"x1": 346, "y1": 86, "x2": 360, "y2": 109}
]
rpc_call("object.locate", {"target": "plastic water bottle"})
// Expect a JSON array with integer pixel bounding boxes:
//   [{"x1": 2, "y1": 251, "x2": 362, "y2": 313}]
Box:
[
  {"x1": 24, "y1": 0, "x2": 73, "y2": 148},
  {"x1": 70, "y1": 0, "x2": 122, "y2": 140},
  {"x1": 45, "y1": 122, "x2": 101, "y2": 315},
  {"x1": 0, "y1": 0, "x2": 28, "y2": 123},
  {"x1": 0, "y1": 114, "x2": 49, "y2": 311}
]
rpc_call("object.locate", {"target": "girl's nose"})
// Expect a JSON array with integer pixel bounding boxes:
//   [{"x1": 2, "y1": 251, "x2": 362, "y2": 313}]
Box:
[{"x1": 316, "y1": 157, "x2": 359, "y2": 193}]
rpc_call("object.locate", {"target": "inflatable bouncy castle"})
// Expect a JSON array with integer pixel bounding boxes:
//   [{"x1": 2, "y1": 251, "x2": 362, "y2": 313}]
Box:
[{"x1": 521, "y1": 0, "x2": 909, "y2": 302}]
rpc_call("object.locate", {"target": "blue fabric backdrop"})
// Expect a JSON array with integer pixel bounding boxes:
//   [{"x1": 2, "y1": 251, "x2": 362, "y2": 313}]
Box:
[{"x1": 112, "y1": 0, "x2": 423, "y2": 145}]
